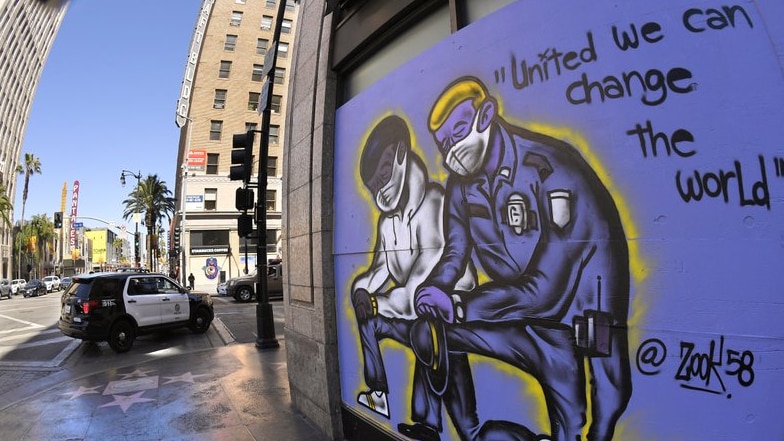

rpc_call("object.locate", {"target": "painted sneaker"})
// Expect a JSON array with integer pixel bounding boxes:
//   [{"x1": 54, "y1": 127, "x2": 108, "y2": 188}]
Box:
[{"x1": 357, "y1": 390, "x2": 390, "y2": 418}]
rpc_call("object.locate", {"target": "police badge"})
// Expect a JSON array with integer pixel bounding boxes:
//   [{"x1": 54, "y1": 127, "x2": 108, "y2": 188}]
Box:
[{"x1": 548, "y1": 189, "x2": 572, "y2": 229}]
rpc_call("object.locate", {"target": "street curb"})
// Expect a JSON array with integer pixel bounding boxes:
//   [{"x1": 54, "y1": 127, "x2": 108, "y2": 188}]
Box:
[{"x1": 211, "y1": 316, "x2": 236, "y2": 345}]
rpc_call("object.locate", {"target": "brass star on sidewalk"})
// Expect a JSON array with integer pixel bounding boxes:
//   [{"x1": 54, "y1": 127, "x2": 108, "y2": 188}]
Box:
[
  {"x1": 119, "y1": 368, "x2": 155, "y2": 379},
  {"x1": 99, "y1": 391, "x2": 156, "y2": 413},
  {"x1": 63, "y1": 385, "x2": 102, "y2": 400},
  {"x1": 163, "y1": 372, "x2": 208, "y2": 384}
]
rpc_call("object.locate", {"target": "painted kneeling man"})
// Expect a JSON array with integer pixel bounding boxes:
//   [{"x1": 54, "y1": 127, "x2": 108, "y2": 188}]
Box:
[{"x1": 352, "y1": 115, "x2": 479, "y2": 440}]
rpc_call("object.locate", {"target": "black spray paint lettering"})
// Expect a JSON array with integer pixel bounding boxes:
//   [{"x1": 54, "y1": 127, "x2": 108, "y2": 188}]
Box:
[
  {"x1": 637, "y1": 336, "x2": 755, "y2": 398},
  {"x1": 775, "y1": 157, "x2": 784, "y2": 177},
  {"x1": 682, "y1": 5, "x2": 754, "y2": 33},
  {"x1": 626, "y1": 119, "x2": 696, "y2": 158},
  {"x1": 675, "y1": 155, "x2": 770, "y2": 210},
  {"x1": 611, "y1": 21, "x2": 664, "y2": 51},
  {"x1": 566, "y1": 66, "x2": 696, "y2": 106},
  {"x1": 494, "y1": 32, "x2": 598, "y2": 88}
]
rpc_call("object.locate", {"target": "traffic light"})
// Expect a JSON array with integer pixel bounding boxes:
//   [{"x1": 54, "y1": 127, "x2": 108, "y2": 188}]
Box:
[
  {"x1": 173, "y1": 227, "x2": 181, "y2": 251},
  {"x1": 237, "y1": 213, "x2": 253, "y2": 238},
  {"x1": 134, "y1": 232, "x2": 141, "y2": 261},
  {"x1": 54, "y1": 211, "x2": 63, "y2": 228},
  {"x1": 230, "y1": 130, "x2": 255, "y2": 183},
  {"x1": 235, "y1": 188, "x2": 255, "y2": 211}
]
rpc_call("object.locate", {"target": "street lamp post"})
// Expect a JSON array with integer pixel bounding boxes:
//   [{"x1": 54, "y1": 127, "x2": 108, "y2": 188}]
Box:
[{"x1": 120, "y1": 170, "x2": 142, "y2": 268}]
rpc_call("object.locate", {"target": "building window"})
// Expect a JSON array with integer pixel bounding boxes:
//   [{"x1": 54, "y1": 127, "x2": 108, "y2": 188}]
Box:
[
  {"x1": 281, "y1": 19, "x2": 292, "y2": 34},
  {"x1": 267, "y1": 156, "x2": 278, "y2": 177},
  {"x1": 219, "y1": 60, "x2": 232, "y2": 79},
  {"x1": 285, "y1": 0, "x2": 295, "y2": 13},
  {"x1": 266, "y1": 190, "x2": 276, "y2": 211},
  {"x1": 278, "y1": 42, "x2": 289, "y2": 58},
  {"x1": 270, "y1": 95, "x2": 282, "y2": 113},
  {"x1": 213, "y1": 89, "x2": 227, "y2": 109},
  {"x1": 248, "y1": 92, "x2": 260, "y2": 111},
  {"x1": 274, "y1": 67, "x2": 285, "y2": 84},
  {"x1": 266, "y1": 229, "x2": 278, "y2": 253},
  {"x1": 245, "y1": 122, "x2": 258, "y2": 132},
  {"x1": 265, "y1": 0, "x2": 276, "y2": 7},
  {"x1": 209, "y1": 120, "x2": 223, "y2": 141},
  {"x1": 252, "y1": 64, "x2": 264, "y2": 82},
  {"x1": 205, "y1": 188, "x2": 217, "y2": 211},
  {"x1": 206, "y1": 153, "x2": 219, "y2": 175},
  {"x1": 191, "y1": 230, "x2": 229, "y2": 247},
  {"x1": 224, "y1": 34, "x2": 237, "y2": 51},
  {"x1": 256, "y1": 38, "x2": 268, "y2": 56},
  {"x1": 230, "y1": 11, "x2": 243, "y2": 26},
  {"x1": 269, "y1": 125, "x2": 280, "y2": 144},
  {"x1": 261, "y1": 15, "x2": 273, "y2": 31}
]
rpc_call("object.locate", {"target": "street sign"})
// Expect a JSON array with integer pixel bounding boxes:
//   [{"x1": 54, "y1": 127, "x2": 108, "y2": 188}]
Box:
[
  {"x1": 258, "y1": 78, "x2": 270, "y2": 114},
  {"x1": 72, "y1": 222, "x2": 83, "y2": 228},
  {"x1": 261, "y1": 40, "x2": 278, "y2": 78}
]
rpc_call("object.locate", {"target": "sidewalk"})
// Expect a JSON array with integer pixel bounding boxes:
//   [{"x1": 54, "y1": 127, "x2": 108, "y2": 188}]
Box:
[{"x1": 0, "y1": 321, "x2": 331, "y2": 441}]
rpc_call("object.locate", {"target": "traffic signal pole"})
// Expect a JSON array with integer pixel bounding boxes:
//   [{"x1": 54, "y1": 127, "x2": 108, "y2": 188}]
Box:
[{"x1": 253, "y1": 0, "x2": 288, "y2": 350}]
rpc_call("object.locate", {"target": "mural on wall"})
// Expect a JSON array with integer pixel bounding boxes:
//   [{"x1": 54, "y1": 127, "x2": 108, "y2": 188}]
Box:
[{"x1": 334, "y1": 1, "x2": 784, "y2": 440}]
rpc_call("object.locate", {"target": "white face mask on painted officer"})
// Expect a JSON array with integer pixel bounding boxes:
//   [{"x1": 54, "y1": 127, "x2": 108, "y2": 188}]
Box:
[{"x1": 444, "y1": 111, "x2": 490, "y2": 177}]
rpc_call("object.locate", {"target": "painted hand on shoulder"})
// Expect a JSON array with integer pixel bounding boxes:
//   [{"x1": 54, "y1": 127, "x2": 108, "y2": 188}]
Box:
[{"x1": 415, "y1": 286, "x2": 455, "y2": 323}]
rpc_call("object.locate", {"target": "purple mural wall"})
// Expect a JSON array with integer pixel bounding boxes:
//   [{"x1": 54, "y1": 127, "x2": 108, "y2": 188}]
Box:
[{"x1": 333, "y1": 1, "x2": 784, "y2": 439}]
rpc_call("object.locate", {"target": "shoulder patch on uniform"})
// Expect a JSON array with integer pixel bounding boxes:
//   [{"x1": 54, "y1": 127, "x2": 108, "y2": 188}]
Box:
[{"x1": 522, "y1": 152, "x2": 553, "y2": 182}]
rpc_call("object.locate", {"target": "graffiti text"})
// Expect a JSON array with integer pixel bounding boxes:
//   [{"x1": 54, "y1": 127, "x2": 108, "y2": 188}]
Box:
[
  {"x1": 637, "y1": 336, "x2": 755, "y2": 398},
  {"x1": 675, "y1": 155, "x2": 770, "y2": 209},
  {"x1": 626, "y1": 119, "x2": 696, "y2": 158}
]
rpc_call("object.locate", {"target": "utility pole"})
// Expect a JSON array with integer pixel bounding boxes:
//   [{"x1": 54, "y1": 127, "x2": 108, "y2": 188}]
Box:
[{"x1": 253, "y1": 0, "x2": 289, "y2": 350}]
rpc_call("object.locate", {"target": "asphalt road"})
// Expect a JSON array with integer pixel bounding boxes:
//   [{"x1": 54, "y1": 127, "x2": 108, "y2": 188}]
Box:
[
  {"x1": 0, "y1": 290, "x2": 284, "y2": 396},
  {"x1": 0, "y1": 292, "x2": 284, "y2": 369},
  {"x1": 0, "y1": 291, "x2": 75, "y2": 369}
]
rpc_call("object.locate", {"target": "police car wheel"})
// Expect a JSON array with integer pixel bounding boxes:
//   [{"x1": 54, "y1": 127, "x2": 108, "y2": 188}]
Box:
[
  {"x1": 237, "y1": 287, "x2": 253, "y2": 303},
  {"x1": 108, "y1": 320, "x2": 136, "y2": 353},
  {"x1": 189, "y1": 307, "x2": 212, "y2": 334}
]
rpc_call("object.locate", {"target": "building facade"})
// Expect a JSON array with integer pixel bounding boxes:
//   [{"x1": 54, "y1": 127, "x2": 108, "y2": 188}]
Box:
[
  {"x1": 284, "y1": 0, "x2": 784, "y2": 440},
  {"x1": 0, "y1": 0, "x2": 68, "y2": 279},
  {"x1": 173, "y1": 0, "x2": 296, "y2": 289}
]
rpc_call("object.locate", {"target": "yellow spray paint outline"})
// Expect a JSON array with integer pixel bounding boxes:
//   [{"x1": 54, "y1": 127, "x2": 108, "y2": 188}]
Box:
[{"x1": 341, "y1": 108, "x2": 650, "y2": 438}]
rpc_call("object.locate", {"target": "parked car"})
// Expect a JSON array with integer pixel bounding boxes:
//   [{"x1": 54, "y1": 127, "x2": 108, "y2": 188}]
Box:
[
  {"x1": 42, "y1": 275, "x2": 61, "y2": 292},
  {"x1": 0, "y1": 278, "x2": 11, "y2": 299},
  {"x1": 60, "y1": 277, "x2": 73, "y2": 291},
  {"x1": 23, "y1": 279, "x2": 47, "y2": 297},
  {"x1": 226, "y1": 263, "x2": 283, "y2": 302},
  {"x1": 216, "y1": 281, "x2": 227, "y2": 296},
  {"x1": 10, "y1": 279, "x2": 26, "y2": 295},
  {"x1": 58, "y1": 272, "x2": 214, "y2": 353}
]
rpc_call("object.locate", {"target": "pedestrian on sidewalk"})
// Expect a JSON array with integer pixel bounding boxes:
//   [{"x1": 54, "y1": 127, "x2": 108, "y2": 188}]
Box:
[{"x1": 188, "y1": 273, "x2": 195, "y2": 290}]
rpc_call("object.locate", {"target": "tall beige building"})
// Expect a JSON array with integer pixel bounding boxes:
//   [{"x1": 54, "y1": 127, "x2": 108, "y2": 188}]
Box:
[
  {"x1": 0, "y1": 0, "x2": 68, "y2": 278},
  {"x1": 173, "y1": 0, "x2": 297, "y2": 287}
]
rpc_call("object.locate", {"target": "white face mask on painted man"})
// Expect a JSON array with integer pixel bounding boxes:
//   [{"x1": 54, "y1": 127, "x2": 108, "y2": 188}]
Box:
[
  {"x1": 375, "y1": 147, "x2": 407, "y2": 213},
  {"x1": 444, "y1": 110, "x2": 490, "y2": 177}
]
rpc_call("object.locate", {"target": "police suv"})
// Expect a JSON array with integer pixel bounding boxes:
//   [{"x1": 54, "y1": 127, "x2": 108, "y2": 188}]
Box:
[{"x1": 58, "y1": 272, "x2": 214, "y2": 353}]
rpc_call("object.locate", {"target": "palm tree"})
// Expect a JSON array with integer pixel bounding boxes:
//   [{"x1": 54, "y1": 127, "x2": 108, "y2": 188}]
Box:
[
  {"x1": 0, "y1": 183, "x2": 13, "y2": 228},
  {"x1": 15, "y1": 153, "x2": 42, "y2": 277},
  {"x1": 112, "y1": 237, "x2": 124, "y2": 264},
  {"x1": 121, "y1": 174, "x2": 175, "y2": 270},
  {"x1": 29, "y1": 214, "x2": 54, "y2": 276}
]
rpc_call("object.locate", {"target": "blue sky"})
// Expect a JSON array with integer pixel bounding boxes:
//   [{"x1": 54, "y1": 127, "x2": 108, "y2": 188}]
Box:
[{"x1": 16, "y1": 0, "x2": 201, "y2": 235}]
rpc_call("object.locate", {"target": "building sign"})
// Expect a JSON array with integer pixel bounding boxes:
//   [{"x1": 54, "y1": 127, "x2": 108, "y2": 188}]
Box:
[
  {"x1": 185, "y1": 194, "x2": 204, "y2": 210},
  {"x1": 190, "y1": 246, "x2": 228, "y2": 256},
  {"x1": 187, "y1": 150, "x2": 207, "y2": 170},
  {"x1": 69, "y1": 180, "x2": 79, "y2": 250},
  {"x1": 175, "y1": 0, "x2": 215, "y2": 128}
]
